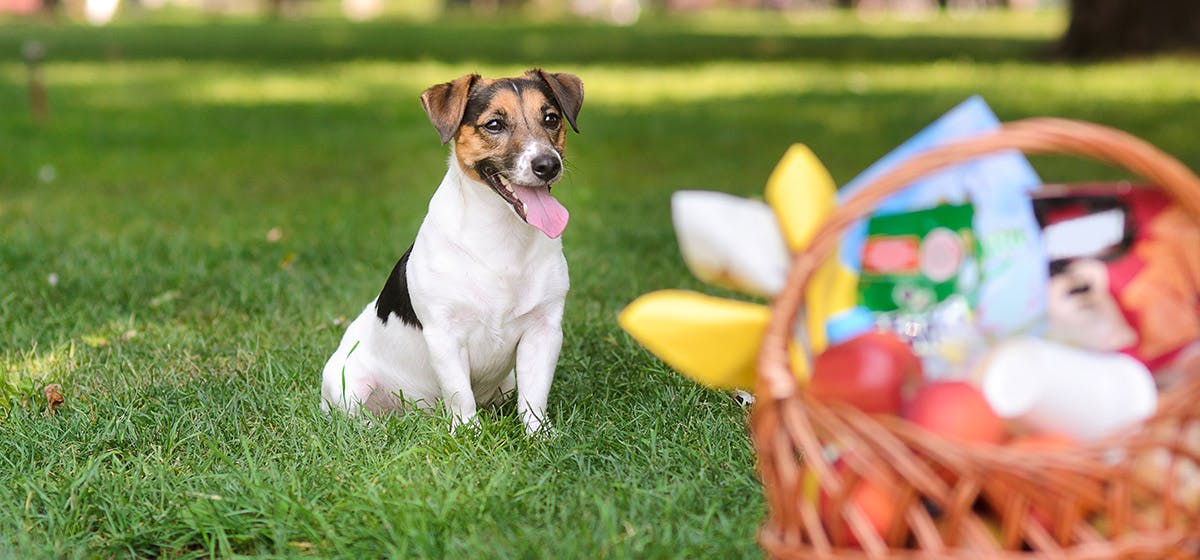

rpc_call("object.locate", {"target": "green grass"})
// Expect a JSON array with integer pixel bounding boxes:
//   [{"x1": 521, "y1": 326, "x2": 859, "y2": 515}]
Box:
[{"x1": 2, "y1": 9, "x2": 1199, "y2": 559}]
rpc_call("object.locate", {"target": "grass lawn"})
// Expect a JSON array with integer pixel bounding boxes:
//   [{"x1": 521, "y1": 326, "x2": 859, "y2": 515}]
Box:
[{"x1": 2, "y1": 9, "x2": 1199, "y2": 559}]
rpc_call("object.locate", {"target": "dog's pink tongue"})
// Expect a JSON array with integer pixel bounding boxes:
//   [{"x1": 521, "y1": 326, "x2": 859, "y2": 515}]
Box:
[{"x1": 513, "y1": 184, "x2": 569, "y2": 239}]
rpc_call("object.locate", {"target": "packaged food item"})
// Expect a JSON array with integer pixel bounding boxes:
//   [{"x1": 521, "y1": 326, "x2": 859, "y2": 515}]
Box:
[
  {"x1": 1033, "y1": 184, "x2": 1200, "y2": 373},
  {"x1": 978, "y1": 336, "x2": 1157, "y2": 442},
  {"x1": 854, "y1": 204, "x2": 985, "y2": 377},
  {"x1": 836, "y1": 96, "x2": 1047, "y2": 339},
  {"x1": 859, "y1": 203, "x2": 980, "y2": 313}
]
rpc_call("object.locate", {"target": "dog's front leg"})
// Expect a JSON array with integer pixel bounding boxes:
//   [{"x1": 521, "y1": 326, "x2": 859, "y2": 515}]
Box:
[
  {"x1": 515, "y1": 318, "x2": 563, "y2": 435},
  {"x1": 423, "y1": 328, "x2": 477, "y2": 431}
]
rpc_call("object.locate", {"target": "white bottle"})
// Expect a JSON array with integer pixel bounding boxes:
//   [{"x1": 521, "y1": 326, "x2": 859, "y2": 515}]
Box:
[{"x1": 979, "y1": 337, "x2": 1157, "y2": 442}]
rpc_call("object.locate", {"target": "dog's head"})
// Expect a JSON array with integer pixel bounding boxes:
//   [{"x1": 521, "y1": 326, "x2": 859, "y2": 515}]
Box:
[{"x1": 420, "y1": 69, "x2": 584, "y2": 239}]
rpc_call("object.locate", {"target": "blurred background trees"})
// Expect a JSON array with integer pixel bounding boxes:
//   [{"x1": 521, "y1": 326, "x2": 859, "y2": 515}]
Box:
[
  {"x1": 3, "y1": 0, "x2": 1198, "y2": 59},
  {"x1": 1059, "y1": 0, "x2": 1200, "y2": 58},
  {"x1": 0, "y1": 0, "x2": 1052, "y2": 23}
]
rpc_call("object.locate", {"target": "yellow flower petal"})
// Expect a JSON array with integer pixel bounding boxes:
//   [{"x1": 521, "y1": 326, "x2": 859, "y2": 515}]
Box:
[
  {"x1": 764, "y1": 144, "x2": 837, "y2": 252},
  {"x1": 671, "y1": 191, "x2": 790, "y2": 298},
  {"x1": 805, "y1": 258, "x2": 860, "y2": 353},
  {"x1": 618, "y1": 290, "x2": 769, "y2": 391},
  {"x1": 763, "y1": 144, "x2": 857, "y2": 353}
]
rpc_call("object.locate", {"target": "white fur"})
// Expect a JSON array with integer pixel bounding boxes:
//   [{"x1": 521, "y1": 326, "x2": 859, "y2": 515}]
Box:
[
  {"x1": 321, "y1": 149, "x2": 569, "y2": 434},
  {"x1": 512, "y1": 140, "x2": 562, "y2": 186}
]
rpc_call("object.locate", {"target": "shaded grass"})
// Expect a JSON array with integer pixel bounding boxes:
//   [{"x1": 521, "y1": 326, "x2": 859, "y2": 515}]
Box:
[{"x1": 2, "y1": 10, "x2": 1199, "y2": 559}]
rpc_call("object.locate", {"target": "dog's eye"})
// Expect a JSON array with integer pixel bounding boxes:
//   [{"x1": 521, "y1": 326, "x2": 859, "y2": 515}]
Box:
[
  {"x1": 542, "y1": 113, "x2": 561, "y2": 129},
  {"x1": 482, "y1": 119, "x2": 505, "y2": 133}
]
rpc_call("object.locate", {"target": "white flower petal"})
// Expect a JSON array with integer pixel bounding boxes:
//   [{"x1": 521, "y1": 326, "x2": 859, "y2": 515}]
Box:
[{"x1": 671, "y1": 190, "x2": 790, "y2": 298}]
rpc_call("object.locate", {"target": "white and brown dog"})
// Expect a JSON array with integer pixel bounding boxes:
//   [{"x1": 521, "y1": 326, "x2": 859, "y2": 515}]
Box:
[{"x1": 321, "y1": 69, "x2": 583, "y2": 434}]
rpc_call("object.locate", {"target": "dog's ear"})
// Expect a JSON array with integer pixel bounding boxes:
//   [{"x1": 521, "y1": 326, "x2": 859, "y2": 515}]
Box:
[
  {"x1": 420, "y1": 73, "x2": 479, "y2": 145},
  {"x1": 531, "y1": 69, "x2": 583, "y2": 133}
]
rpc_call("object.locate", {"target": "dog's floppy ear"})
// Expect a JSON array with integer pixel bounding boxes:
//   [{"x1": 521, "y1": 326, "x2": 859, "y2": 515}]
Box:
[
  {"x1": 531, "y1": 69, "x2": 583, "y2": 133},
  {"x1": 420, "y1": 73, "x2": 479, "y2": 145}
]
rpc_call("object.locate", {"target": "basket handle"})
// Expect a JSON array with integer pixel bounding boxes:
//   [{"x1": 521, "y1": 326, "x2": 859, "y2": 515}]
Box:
[{"x1": 756, "y1": 117, "x2": 1200, "y2": 400}]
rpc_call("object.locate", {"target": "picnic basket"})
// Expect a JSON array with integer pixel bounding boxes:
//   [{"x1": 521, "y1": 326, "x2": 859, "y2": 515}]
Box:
[{"x1": 751, "y1": 118, "x2": 1200, "y2": 559}]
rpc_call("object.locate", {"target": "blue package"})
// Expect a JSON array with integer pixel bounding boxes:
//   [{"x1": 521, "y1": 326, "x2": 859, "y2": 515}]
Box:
[{"x1": 836, "y1": 96, "x2": 1047, "y2": 337}]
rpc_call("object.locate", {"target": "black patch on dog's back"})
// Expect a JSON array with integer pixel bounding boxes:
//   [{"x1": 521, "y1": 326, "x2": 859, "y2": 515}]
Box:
[{"x1": 376, "y1": 245, "x2": 422, "y2": 329}]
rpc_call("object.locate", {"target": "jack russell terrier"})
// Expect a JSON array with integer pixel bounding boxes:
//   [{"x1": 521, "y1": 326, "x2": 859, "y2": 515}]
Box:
[{"x1": 321, "y1": 69, "x2": 583, "y2": 434}]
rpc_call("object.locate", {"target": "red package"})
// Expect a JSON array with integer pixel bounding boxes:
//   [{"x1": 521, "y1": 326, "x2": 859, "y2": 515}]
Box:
[{"x1": 1035, "y1": 184, "x2": 1200, "y2": 371}]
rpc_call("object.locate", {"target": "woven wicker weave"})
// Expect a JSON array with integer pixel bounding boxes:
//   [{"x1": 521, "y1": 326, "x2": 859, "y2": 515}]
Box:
[{"x1": 751, "y1": 118, "x2": 1200, "y2": 559}]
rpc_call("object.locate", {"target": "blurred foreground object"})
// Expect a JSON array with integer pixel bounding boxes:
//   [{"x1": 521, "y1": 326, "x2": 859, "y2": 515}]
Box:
[
  {"x1": 618, "y1": 145, "x2": 847, "y2": 391},
  {"x1": 752, "y1": 117, "x2": 1200, "y2": 559}
]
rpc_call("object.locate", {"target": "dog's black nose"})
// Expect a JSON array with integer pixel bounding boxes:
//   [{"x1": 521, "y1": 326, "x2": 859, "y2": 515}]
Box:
[{"x1": 531, "y1": 154, "x2": 561, "y2": 181}]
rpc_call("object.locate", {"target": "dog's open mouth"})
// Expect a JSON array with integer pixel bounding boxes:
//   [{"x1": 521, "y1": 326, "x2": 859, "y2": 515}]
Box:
[{"x1": 487, "y1": 173, "x2": 570, "y2": 239}]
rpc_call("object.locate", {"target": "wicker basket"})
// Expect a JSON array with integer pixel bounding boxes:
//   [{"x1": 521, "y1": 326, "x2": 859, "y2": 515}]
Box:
[{"x1": 751, "y1": 118, "x2": 1200, "y2": 559}]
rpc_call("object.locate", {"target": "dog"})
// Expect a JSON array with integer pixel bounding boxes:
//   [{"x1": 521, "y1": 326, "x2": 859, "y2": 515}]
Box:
[{"x1": 321, "y1": 69, "x2": 583, "y2": 434}]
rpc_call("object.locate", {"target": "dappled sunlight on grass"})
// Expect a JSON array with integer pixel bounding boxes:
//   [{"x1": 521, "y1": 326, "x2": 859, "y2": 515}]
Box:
[
  {"x1": 576, "y1": 59, "x2": 1200, "y2": 108},
  {"x1": 673, "y1": 8, "x2": 1066, "y2": 39},
  {"x1": 192, "y1": 72, "x2": 365, "y2": 105},
  {"x1": 9, "y1": 56, "x2": 1196, "y2": 113},
  {"x1": 31, "y1": 61, "x2": 813, "y2": 109}
]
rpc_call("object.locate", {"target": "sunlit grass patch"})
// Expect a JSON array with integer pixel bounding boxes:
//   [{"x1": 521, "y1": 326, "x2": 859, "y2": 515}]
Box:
[{"x1": 1, "y1": 342, "x2": 76, "y2": 411}]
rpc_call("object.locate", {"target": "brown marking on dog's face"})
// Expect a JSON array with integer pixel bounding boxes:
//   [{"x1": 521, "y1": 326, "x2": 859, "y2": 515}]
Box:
[{"x1": 419, "y1": 69, "x2": 583, "y2": 186}]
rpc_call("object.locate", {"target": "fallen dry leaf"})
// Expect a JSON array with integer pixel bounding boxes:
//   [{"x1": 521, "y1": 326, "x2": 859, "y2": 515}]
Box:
[{"x1": 43, "y1": 383, "x2": 64, "y2": 415}]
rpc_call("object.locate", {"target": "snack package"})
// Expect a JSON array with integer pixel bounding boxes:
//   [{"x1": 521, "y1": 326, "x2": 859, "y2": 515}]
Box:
[
  {"x1": 1034, "y1": 184, "x2": 1200, "y2": 372},
  {"x1": 837, "y1": 96, "x2": 1047, "y2": 339},
  {"x1": 858, "y1": 204, "x2": 984, "y2": 377},
  {"x1": 859, "y1": 203, "x2": 980, "y2": 313}
]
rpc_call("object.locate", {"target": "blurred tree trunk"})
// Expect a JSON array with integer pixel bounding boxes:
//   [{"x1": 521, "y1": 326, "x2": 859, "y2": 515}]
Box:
[
  {"x1": 41, "y1": 0, "x2": 62, "y2": 16},
  {"x1": 1060, "y1": 0, "x2": 1200, "y2": 58}
]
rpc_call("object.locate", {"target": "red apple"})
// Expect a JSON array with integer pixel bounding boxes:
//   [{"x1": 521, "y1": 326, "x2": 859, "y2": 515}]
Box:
[
  {"x1": 810, "y1": 332, "x2": 923, "y2": 415},
  {"x1": 818, "y1": 456, "x2": 899, "y2": 548},
  {"x1": 869, "y1": 332, "x2": 924, "y2": 381},
  {"x1": 904, "y1": 381, "x2": 1007, "y2": 445}
]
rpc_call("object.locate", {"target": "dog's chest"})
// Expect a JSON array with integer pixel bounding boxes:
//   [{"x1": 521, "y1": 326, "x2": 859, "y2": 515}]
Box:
[{"x1": 412, "y1": 238, "x2": 567, "y2": 377}]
